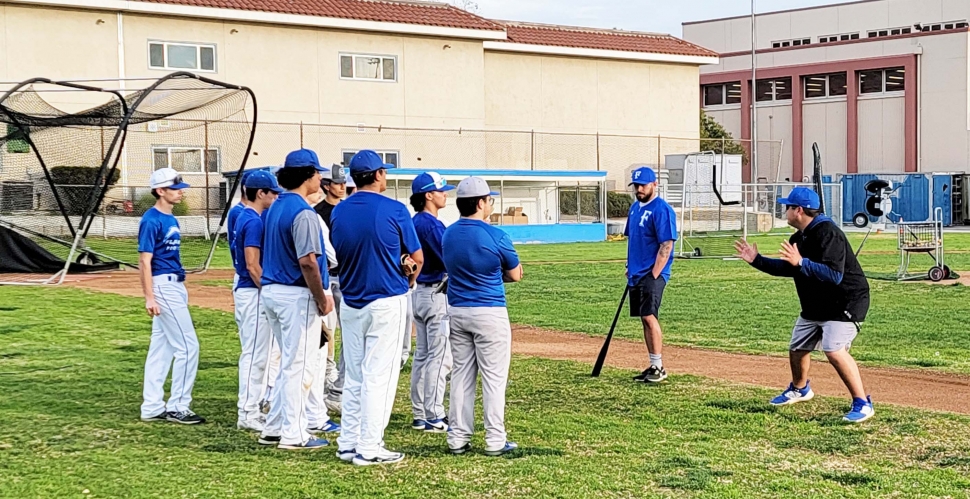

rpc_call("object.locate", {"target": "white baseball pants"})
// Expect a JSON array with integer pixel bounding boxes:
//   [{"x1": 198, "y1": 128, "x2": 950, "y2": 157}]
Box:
[
  {"x1": 410, "y1": 285, "x2": 452, "y2": 421},
  {"x1": 306, "y1": 312, "x2": 335, "y2": 428},
  {"x1": 336, "y1": 294, "x2": 408, "y2": 459},
  {"x1": 233, "y1": 287, "x2": 271, "y2": 422},
  {"x1": 446, "y1": 306, "x2": 512, "y2": 452},
  {"x1": 260, "y1": 284, "x2": 322, "y2": 446},
  {"x1": 141, "y1": 275, "x2": 199, "y2": 418}
]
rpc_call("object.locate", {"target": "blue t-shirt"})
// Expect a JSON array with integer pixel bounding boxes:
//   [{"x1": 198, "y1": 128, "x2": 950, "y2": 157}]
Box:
[
  {"x1": 331, "y1": 191, "x2": 420, "y2": 309},
  {"x1": 442, "y1": 218, "x2": 520, "y2": 308},
  {"x1": 413, "y1": 212, "x2": 447, "y2": 285},
  {"x1": 137, "y1": 207, "x2": 185, "y2": 279},
  {"x1": 227, "y1": 202, "x2": 245, "y2": 249},
  {"x1": 625, "y1": 196, "x2": 678, "y2": 285},
  {"x1": 261, "y1": 192, "x2": 328, "y2": 289},
  {"x1": 232, "y1": 207, "x2": 263, "y2": 290}
]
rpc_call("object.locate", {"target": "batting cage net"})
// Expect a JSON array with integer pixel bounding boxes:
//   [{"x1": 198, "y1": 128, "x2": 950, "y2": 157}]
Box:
[{"x1": 0, "y1": 72, "x2": 256, "y2": 284}]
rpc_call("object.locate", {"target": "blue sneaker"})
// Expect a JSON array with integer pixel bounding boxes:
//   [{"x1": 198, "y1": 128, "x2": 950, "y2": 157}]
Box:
[
  {"x1": 843, "y1": 396, "x2": 875, "y2": 423},
  {"x1": 484, "y1": 441, "x2": 518, "y2": 457},
  {"x1": 412, "y1": 419, "x2": 428, "y2": 430},
  {"x1": 424, "y1": 418, "x2": 448, "y2": 433},
  {"x1": 336, "y1": 448, "x2": 356, "y2": 462},
  {"x1": 309, "y1": 421, "x2": 341, "y2": 434},
  {"x1": 769, "y1": 381, "x2": 815, "y2": 406},
  {"x1": 278, "y1": 437, "x2": 328, "y2": 450}
]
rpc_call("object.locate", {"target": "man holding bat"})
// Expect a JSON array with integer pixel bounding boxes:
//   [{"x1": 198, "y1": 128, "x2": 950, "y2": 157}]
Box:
[{"x1": 734, "y1": 187, "x2": 874, "y2": 423}]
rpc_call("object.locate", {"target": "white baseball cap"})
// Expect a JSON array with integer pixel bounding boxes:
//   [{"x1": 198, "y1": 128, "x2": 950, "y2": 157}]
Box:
[
  {"x1": 150, "y1": 168, "x2": 190, "y2": 190},
  {"x1": 456, "y1": 176, "x2": 499, "y2": 199}
]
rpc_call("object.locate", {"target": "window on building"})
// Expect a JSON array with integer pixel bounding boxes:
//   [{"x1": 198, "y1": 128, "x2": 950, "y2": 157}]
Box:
[
  {"x1": 341, "y1": 150, "x2": 399, "y2": 168},
  {"x1": 859, "y1": 67, "x2": 905, "y2": 94},
  {"x1": 339, "y1": 54, "x2": 397, "y2": 81},
  {"x1": 148, "y1": 41, "x2": 216, "y2": 72},
  {"x1": 702, "y1": 82, "x2": 741, "y2": 106},
  {"x1": 152, "y1": 147, "x2": 220, "y2": 173},
  {"x1": 804, "y1": 73, "x2": 847, "y2": 99},
  {"x1": 755, "y1": 77, "x2": 792, "y2": 102}
]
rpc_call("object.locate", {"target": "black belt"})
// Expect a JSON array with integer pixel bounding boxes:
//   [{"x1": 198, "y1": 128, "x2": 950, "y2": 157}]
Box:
[{"x1": 418, "y1": 281, "x2": 441, "y2": 287}]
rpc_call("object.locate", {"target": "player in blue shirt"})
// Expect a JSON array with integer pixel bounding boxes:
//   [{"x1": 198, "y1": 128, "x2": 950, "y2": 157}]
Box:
[
  {"x1": 227, "y1": 170, "x2": 252, "y2": 290},
  {"x1": 441, "y1": 176, "x2": 522, "y2": 457},
  {"x1": 230, "y1": 170, "x2": 283, "y2": 433},
  {"x1": 137, "y1": 168, "x2": 205, "y2": 425},
  {"x1": 256, "y1": 149, "x2": 334, "y2": 451},
  {"x1": 407, "y1": 172, "x2": 455, "y2": 433},
  {"x1": 331, "y1": 149, "x2": 424, "y2": 466},
  {"x1": 624, "y1": 166, "x2": 678, "y2": 383}
]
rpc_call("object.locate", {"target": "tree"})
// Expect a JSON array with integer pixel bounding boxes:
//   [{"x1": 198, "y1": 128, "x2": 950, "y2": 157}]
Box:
[
  {"x1": 449, "y1": 0, "x2": 480, "y2": 13},
  {"x1": 700, "y1": 110, "x2": 748, "y2": 164}
]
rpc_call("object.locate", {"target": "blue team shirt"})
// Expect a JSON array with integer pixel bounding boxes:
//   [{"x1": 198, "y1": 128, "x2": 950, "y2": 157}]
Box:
[
  {"x1": 625, "y1": 195, "x2": 678, "y2": 285},
  {"x1": 137, "y1": 207, "x2": 185, "y2": 279},
  {"x1": 232, "y1": 207, "x2": 263, "y2": 290},
  {"x1": 413, "y1": 212, "x2": 447, "y2": 285},
  {"x1": 261, "y1": 192, "x2": 328, "y2": 289},
  {"x1": 442, "y1": 218, "x2": 520, "y2": 308},
  {"x1": 331, "y1": 191, "x2": 420, "y2": 309},
  {"x1": 227, "y1": 202, "x2": 245, "y2": 249}
]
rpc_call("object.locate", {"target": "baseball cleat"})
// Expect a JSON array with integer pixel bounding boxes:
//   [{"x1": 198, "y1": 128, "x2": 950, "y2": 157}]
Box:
[
  {"x1": 843, "y1": 396, "x2": 875, "y2": 423},
  {"x1": 336, "y1": 448, "x2": 356, "y2": 462},
  {"x1": 411, "y1": 419, "x2": 428, "y2": 430},
  {"x1": 140, "y1": 411, "x2": 168, "y2": 422},
  {"x1": 424, "y1": 418, "x2": 448, "y2": 433},
  {"x1": 279, "y1": 437, "x2": 328, "y2": 450},
  {"x1": 237, "y1": 418, "x2": 265, "y2": 433},
  {"x1": 770, "y1": 381, "x2": 815, "y2": 406},
  {"x1": 642, "y1": 366, "x2": 667, "y2": 383},
  {"x1": 484, "y1": 442, "x2": 518, "y2": 457},
  {"x1": 257, "y1": 434, "x2": 281, "y2": 446},
  {"x1": 449, "y1": 443, "x2": 472, "y2": 455},
  {"x1": 166, "y1": 410, "x2": 206, "y2": 425},
  {"x1": 308, "y1": 421, "x2": 341, "y2": 434},
  {"x1": 352, "y1": 448, "x2": 405, "y2": 466}
]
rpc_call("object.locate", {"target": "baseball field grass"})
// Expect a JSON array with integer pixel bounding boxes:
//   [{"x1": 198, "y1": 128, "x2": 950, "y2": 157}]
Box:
[{"x1": 1, "y1": 286, "x2": 969, "y2": 498}]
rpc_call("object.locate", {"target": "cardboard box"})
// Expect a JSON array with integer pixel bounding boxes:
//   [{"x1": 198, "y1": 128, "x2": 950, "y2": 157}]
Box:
[{"x1": 489, "y1": 213, "x2": 529, "y2": 225}]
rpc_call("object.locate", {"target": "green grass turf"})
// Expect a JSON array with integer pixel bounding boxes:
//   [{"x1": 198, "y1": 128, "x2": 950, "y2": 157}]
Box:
[
  {"x1": 508, "y1": 235, "x2": 970, "y2": 374},
  {"x1": 1, "y1": 286, "x2": 969, "y2": 498}
]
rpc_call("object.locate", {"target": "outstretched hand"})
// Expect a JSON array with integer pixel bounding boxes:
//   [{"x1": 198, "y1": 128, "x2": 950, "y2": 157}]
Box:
[
  {"x1": 734, "y1": 239, "x2": 759, "y2": 263},
  {"x1": 779, "y1": 241, "x2": 803, "y2": 267}
]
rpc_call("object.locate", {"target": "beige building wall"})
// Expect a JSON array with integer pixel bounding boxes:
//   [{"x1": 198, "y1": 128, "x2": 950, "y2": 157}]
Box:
[{"x1": 802, "y1": 100, "x2": 848, "y2": 175}]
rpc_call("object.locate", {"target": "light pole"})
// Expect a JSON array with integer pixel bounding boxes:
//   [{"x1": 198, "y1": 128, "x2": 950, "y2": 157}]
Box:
[{"x1": 751, "y1": 0, "x2": 758, "y2": 182}]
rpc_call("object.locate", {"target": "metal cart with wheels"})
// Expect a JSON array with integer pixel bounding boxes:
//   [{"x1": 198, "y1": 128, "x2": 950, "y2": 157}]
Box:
[{"x1": 896, "y1": 208, "x2": 949, "y2": 282}]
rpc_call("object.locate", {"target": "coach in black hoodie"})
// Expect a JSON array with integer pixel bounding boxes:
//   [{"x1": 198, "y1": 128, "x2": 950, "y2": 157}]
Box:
[{"x1": 735, "y1": 187, "x2": 874, "y2": 423}]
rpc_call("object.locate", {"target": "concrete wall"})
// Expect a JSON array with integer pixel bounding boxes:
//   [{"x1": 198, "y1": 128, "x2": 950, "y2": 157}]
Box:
[{"x1": 802, "y1": 99, "x2": 848, "y2": 174}]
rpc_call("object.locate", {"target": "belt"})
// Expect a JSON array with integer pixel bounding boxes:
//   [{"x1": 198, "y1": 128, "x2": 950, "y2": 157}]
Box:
[
  {"x1": 329, "y1": 271, "x2": 339, "y2": 277},
  {"x1": 418, "y1": 281, "x2": 441, "y2": 287},
  {"x1": 153, "y1": 274, "x2": 185, "y2": 283}
]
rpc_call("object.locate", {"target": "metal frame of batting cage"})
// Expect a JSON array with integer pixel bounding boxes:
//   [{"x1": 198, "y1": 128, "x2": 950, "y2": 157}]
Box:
[{"x1": 0, "y1": 72, "x2": 258, "y2": 284}]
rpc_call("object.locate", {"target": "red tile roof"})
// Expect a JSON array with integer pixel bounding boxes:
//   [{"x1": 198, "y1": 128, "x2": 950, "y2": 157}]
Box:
[
  {"x1": 500, "y1": 22, "x2": 718, "y2": 58},
  {"x1": 134, "y1": 0, "x2": 504, "y2": 31}
]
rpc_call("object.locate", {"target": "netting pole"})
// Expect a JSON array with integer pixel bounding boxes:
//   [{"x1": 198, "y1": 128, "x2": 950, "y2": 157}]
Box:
[
  {"x1": 596, "y1": 132, "x2": 601, "y2": 171},
  {"x1": 300, "y1": 121, "x2": 304, "y2": 148},
  {"x1": 742, "y1": 183, "x2": 749, "y2": 241},
  {"x1": 205, "y1": 120, "x2": 211, "y2": 236},
  {"x1": 530, "y1": 129, "x2": 535, "y2": 170},
  {"x1": 101, "y1": 125, "x2": 107, "y2": 240}
]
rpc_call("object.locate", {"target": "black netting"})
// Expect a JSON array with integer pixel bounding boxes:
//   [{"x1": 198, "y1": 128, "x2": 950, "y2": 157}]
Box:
[{"x1": 0, "y1": 72, "x2": 256, "y2": 283}]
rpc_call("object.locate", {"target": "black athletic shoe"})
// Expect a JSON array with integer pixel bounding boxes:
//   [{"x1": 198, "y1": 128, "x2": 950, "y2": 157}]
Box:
[
  {"x1": 633, "y1": 368, "x2": 651, "y2": 382},
  {"x1": 643, "y1": 366, "x2": 668, "y2": 383},
  {"x1": 140, "y1": 411, "x2": 168, "y2": 422},
  {"x1": 257, "y1": 435, "x2": 281, "y2": 446},
  {"x1": 449, "y1": 443, "x2": 472, "y2": 455},
  {"x1": 166, "y1": 410, "x2": 206, "y2": 425}
]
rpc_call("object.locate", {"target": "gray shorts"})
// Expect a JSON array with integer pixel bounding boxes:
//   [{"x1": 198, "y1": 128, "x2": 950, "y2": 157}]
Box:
[{"x1": 790, "y1": 317, "x2": 859, "y2": 352}]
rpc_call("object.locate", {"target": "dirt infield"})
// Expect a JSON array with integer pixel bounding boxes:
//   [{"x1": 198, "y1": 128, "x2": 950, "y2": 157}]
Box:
[{"x1": 70, "y1": 269, "x2": 970, "y2": 415}]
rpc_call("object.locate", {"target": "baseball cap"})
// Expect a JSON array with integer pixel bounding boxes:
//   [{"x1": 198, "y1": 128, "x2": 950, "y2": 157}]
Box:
[
  {"x1": 628, "y1": 166, "x2": 657, "y2": 186},
  {"x1": 283, "y1": 149, "x2": 326, "y2": 172},
  {"x1": 322, "y1": 164, "x2": 348, "y2": 184},
  {"x1": 345, "y1": 174, "x2": 356, "y2": 189},
  {"x1": 777, "y1": 186, "x2": 821, "y2": 210},
  {"x1": 150, "y1": 167, "x2": 190, "y2": 190},
  {"x1": 456, "y1": 176, "x2": 499, "y2": 199},
  {"x1": 411, "y1": 172, "x2": 456, "y2": 195},
  {"x1": 348, "y1": 149, "x2": 396, "y2": 175},
  {"x1": 244, "y1": 170, "x2": 284, "y2": 194}
]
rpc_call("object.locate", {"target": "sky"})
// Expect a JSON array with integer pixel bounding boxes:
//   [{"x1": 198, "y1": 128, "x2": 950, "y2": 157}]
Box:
[{"x1": 464, "y1": 0, "x2": 851, "y2": 37}]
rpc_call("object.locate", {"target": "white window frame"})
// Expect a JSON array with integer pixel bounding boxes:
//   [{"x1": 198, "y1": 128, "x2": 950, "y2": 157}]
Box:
[
  {"x1": 702, "y1": 82, "x2": 742, "y2": 109},
  {"x1": 341, "y1": 149, "x2": 400, "y2": 168},
  {"x1": 152, "y1": 146, "x2": 221, "y2": 174},
  {"x1": 148, "y1": 40, "x2": 217, "y2": 72},
  {"x1": 338, "y1": 53, "x2": 398, "y2": 82},
  {"x1": 755, "y1": 77, "x2": 793, "y2": 103},
  {"x1": 804, "y1": 73, "x2": 848, "y2": 100},
  {"x1": 858, "y1": 68, "x2": 906, "y2": 97},
  {"x1": 818, "y1": 32, "x2": 859, "y2": 43}
]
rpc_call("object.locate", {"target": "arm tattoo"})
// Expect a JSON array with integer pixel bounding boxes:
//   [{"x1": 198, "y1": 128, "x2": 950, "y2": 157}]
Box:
[{"x1": 657, "y1": 240, "x2": 673, "y2": 262}]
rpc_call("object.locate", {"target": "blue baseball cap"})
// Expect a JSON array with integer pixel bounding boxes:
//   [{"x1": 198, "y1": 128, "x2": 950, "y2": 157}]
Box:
[
  {"x1": 411, "y1": 172, "x2": 456, "y2": 195},
  {"x1": 349, "y1": 149, "x2": 396, "y2": 175},
  {"x1": 244, "y1": 170, "x2": 284, "y2": 194},
  {"x1": 629, "y1": 166, "x2": 657, "y2": 186},
  {"x1": 283, "y1": 149, "x2": 326, "y2": 172},
  {"x1": 777, "y1": 186, "x2": 821, "y2": 210}
]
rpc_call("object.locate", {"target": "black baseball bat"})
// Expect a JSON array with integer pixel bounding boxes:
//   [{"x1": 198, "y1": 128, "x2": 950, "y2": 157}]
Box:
[{"x1": 591, "y1": 286, "x2": 629, "y2": 377}]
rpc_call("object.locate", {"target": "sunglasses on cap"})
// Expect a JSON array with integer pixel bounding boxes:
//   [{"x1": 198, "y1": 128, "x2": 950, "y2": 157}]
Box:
[
  {"x1": 161, "y1": 175, "x2": 185, "y2": 188},
  {"x1": 419, "y1": 177, "x2": 449, "y2": 192}
]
